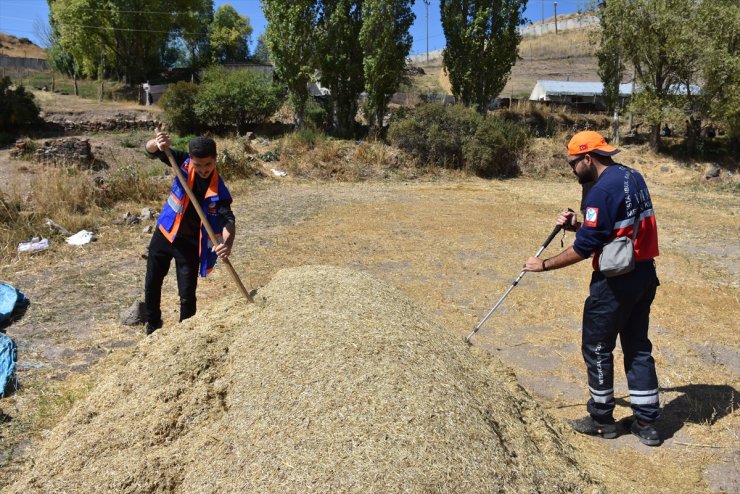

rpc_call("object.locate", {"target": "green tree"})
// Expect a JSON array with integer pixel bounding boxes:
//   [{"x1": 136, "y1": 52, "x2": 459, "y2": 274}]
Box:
[
  {"x1": 440, "y1": 0, "x2": 526, "y2": 113},
  {"x1": 359, "y1": 0, "x2": 414, "y2": 136},
  {"x1": 209, "y1": 4, "x2": 253, "y2": 64},
  {"x1": 316, "y1": 0, "x2": 365, "y2": 136},
  {"x1": 695, "y1": 0, "x2": 740, "y2": 153},
  {"x1": 178, "y1": 0, "x2": 214, "y2": 71},
  {"x1": 598, "y1": 0, "x2": 704, "y2": 151},
  {"x1": 253, "y1": 32, "x2": 270, "y2": 63},
  {"x1": 50, "y1": 0, "x2": 208, "y2": 84},
  {"x1": 597, "y1": 29, "x2": 625, "y2": 114},
  {"x1": 262, "y1": 0, "x2": 320, "y2": 129}
]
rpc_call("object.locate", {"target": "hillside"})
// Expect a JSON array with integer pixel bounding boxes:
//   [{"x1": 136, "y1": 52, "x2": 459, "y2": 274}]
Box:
[
  {"x1": 0, "y1": 33, "x2": 46, "y2": 59},
  {"x1": 408, "y1": 26, "x2": 599, "y2": 99}
]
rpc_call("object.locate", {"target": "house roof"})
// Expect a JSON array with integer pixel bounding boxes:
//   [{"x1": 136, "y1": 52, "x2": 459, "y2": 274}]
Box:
[
  {"x1": 529, "y1": 80, "x2": 633, "y2": 100},
  {"x1": 529, "y1": 80, "x2": 701, "y2": 101}
]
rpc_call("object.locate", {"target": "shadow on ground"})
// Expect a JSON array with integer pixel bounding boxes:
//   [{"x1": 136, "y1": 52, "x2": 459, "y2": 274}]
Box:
[{"x1": 659, "y1": 384, "x2": 739, "y2": 440}]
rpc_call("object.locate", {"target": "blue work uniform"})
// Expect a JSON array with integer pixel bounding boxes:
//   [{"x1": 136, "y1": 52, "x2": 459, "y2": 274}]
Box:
[{"x1": 573, "y1": 164, "x2": 661, "y2": 423}]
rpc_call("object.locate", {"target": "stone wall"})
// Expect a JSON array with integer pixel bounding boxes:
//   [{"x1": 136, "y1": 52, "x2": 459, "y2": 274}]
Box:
[
  {"x1": 33, "y1": 137, "x2": 106, "y2": 170},
  {"x1": 42, "y1": 113, "x2": 160, "y2": 132}
]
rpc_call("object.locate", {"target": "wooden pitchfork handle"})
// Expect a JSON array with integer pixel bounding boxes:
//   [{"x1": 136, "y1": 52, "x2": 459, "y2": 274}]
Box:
[{"x1": 157, "y1": 131, "x2": 254, "y2": 303}]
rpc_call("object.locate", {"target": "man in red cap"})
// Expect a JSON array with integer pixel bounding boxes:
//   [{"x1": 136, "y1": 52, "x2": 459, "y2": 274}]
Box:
[{"x1": 524, "y1": 130, "x2": 662, "y2": 446}]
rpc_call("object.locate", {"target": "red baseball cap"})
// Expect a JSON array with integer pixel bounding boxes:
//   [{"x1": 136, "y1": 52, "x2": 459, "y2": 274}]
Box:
[{"x1": 567, "y1": 131, "x2": 620, "y2": 156}]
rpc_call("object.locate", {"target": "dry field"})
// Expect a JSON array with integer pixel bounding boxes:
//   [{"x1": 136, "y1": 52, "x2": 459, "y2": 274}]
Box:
[{"x1": 1, "y1": 139, "x2": 738, "y2": 492}]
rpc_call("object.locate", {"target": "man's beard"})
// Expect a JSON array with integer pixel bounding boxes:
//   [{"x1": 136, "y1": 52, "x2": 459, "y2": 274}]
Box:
[{"x1": 575, "y1": 166, "x2": 595, "y2": 184}]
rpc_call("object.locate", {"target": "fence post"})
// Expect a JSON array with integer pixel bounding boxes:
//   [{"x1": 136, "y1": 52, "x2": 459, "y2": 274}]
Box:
[{"x1": 613, "y1": 109, "x2": 620, "y2": 145}]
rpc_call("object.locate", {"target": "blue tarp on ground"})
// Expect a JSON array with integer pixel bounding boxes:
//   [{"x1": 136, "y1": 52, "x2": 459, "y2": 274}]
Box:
[{"x1": 0, "y1": 283, "x2": 25, "y2": 322}]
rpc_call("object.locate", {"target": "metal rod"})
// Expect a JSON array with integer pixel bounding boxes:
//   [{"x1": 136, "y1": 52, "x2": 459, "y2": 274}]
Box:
[{"x1": 466, "y1": 223, "x2": 563, "y2": 344}]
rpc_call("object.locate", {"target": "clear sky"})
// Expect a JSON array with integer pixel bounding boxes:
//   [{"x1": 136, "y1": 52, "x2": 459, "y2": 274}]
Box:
[{"x1": 0, "y1": 0, "x2": 588, "y2": 57}]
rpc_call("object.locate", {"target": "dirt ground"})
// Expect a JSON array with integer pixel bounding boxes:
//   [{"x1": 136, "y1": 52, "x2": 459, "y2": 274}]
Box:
[{"x1": 1, "y1": 148, "x2": 738, "y2": 492}]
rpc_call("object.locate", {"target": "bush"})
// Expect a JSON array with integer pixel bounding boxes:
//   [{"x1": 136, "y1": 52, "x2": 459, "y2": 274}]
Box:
[
  {"x1": 196, "y1": 67, "x2": 285, "y2": 135},
  {"x1": 463, "y1": 117, "x2": 530, "y2": 178},
  {"x1": 0, "y1": 77, "x2": 41, "y2": 133},
  {"x1": 388, "y1": 103, "x2": 481, "y2": 168},
  {"x1": 159, "y1": 81, "x2": 201, "y2": 135}
]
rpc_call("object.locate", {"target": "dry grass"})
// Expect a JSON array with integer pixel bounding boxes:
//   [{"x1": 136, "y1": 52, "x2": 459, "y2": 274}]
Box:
[
  {"x1": 0, "y1": 159, "x2": 169, "y2": 259},
  {"x1": 32, "y1": 89, "x2": 156, "y2": 113},
  {"x1": 273, "y1": 132, "x2": 424, "y2": 181}
]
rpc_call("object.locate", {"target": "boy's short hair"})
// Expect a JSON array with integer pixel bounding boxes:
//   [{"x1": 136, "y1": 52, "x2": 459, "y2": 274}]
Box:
[{"x1": 188, "y1": 136, "x2": 217, "y2": 158}]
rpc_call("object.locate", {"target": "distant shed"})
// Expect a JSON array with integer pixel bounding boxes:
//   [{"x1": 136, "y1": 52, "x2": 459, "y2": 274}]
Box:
[
  {"x1": 529, "y1": 80, "x2": 633, "y2": 111},
  {"x1": 529, "y1": 80, "x2": 701, "y2": 112}
]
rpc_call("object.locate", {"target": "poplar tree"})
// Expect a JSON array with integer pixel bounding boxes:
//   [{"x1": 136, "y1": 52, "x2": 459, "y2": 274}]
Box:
[
  {"x1": 262, "y1": 0, "x2": 320, "y2": 129},
  {"x1": 316, "y1": 0, "x2": 365, "y2": 136},
  {"x1": 359, "y1": 0, "x2": 414, "y2": 136},
  {"x1": 440, "y1": 0, "x2": 526, "y2": 113}
]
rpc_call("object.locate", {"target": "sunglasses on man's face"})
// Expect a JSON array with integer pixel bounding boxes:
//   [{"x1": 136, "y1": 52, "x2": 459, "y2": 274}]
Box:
[{"x1": 568, "y1": 154, "x2": 588, "y2": 168}]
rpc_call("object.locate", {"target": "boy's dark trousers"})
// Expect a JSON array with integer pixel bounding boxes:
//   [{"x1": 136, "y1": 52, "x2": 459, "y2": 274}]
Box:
[{"x1": 144, "y1": 229, "x2": 199, "y2": 326}]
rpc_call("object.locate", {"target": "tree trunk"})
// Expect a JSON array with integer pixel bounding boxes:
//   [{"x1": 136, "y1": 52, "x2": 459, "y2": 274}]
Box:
[
  {"x1": 73, "y1": 73, "x2": 79, "y2": 97},
  {"x1": 372, "y1": 107, "x2": 385, "y2": 139},
  {"x1": 685, "y1": 116, "x2": 701, "y2": 155},
  {"x1": 294, "y1": 108, "x2": 304, "y2": 131},
  {"x1": 649, "y1": 123, "x2": 660, "y2": 152}
]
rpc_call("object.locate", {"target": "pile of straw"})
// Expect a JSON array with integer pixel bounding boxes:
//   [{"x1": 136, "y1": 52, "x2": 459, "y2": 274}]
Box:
[{"x1": 10, "y1": 266, "x2": 599, "y2": 493}]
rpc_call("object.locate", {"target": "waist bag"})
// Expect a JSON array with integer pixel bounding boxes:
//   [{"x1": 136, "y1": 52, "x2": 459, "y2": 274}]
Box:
[{"x1": 598, "y1": 171, "x2": 639, "y2": 278}]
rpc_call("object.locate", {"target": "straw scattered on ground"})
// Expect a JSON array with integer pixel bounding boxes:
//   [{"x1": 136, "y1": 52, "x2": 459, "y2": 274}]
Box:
[{"x1": 9, "y1": 265, "x2": 600, "y2": 494}]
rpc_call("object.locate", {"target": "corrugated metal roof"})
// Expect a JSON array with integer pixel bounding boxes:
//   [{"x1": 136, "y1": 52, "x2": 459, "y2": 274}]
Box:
[
  {"x1": 529, "y1": 80, "x2": 701, "y2": 101},
  {"x1": 534, "y1": 80, "x2": 633, "y2": 97}
]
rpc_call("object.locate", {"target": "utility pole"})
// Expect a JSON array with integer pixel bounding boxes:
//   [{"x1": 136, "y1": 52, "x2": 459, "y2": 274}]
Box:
[
  {"x1": 554, "y1": 1, "x2": 558, "y2": 35},
  {"x1": 423, "y1": 0, "x2": 430, "y2": 64}
]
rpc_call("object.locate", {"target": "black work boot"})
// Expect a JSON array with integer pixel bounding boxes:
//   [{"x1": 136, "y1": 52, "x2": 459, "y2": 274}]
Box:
[
  {"x1": 569, "y1": 415, "x2": 618, "y2": 439},
  {"x1": 630, "y1": 418, "x2": 661, "y2": 446},
  {"x1": 145, "y1": 319, "x2": 163, "y2": 336}
]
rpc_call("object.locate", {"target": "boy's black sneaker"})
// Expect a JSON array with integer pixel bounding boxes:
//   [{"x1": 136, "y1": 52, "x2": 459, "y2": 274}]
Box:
[
  {"x1": 630, "y1": 418, "x2": 661, "y2": 446},
  {"x1": 569, "y1": 416, "x2": 618, "y2": 439},
  {"x1": 145, "y1": 320, "x2": 163, "y2": 336}
]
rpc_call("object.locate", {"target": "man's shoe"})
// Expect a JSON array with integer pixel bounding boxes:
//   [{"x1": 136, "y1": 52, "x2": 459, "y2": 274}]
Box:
[
  {"x1": 569, "y1": 416, "x2": 618, "y2": 439},
  {"x1": 630, "y1": 418, "x2": 661, "y2": 446},
  {"x1": 145, "y1": 320, "x2": 163, "y2": 335}
]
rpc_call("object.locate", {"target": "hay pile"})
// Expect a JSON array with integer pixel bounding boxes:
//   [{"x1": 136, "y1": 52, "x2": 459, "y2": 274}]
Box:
[{"x1": 10, "y1": 266, "x2": 599, "y2": 493}]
